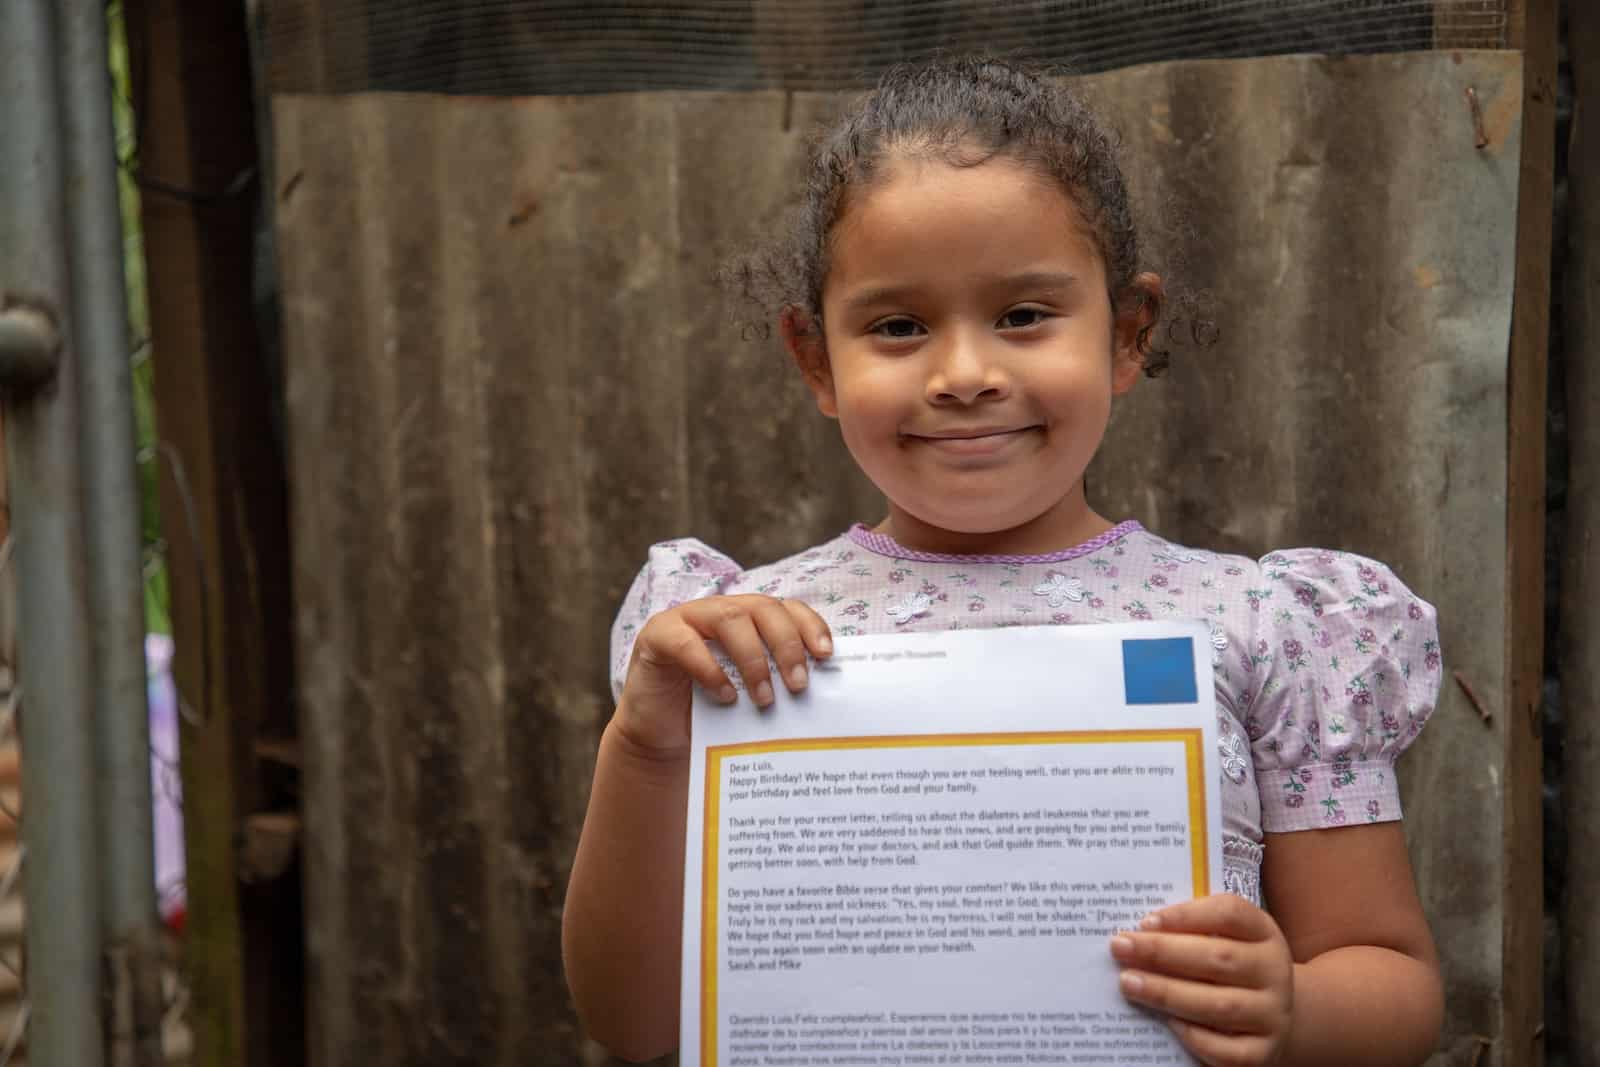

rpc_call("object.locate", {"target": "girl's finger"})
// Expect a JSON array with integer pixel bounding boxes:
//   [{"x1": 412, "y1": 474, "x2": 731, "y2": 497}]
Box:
[
  {"x1": 632, "y1": 617, "x2": 738, "y2": 704},
  {"x1": 1138, "y1": 893, "x2": 1276, "y2": 943},
  {"x1": 705, "y1": 610, "x2": 779, "y2": 707},
  {"x1": 750, "y1": 600, "x2": 814, "y2": 693},
  {"x1": 1166, "y1": 1017, "x2": 1278, "y2": 1067},
  {"x1": 781, "y1": 598, "x2": 835, "y2": 659},
  {"x1": 1110, "y1": 930, "x2": 1270, "y2": 988},
  {"x1": 1118, "y1": 970, "x2": 1277, "y2": 1035}
]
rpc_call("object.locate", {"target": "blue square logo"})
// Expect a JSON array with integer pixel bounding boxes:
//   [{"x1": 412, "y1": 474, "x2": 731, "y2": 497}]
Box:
[{"x1": 1122, "y1": 637, "x2": 1198, "y2": 705}]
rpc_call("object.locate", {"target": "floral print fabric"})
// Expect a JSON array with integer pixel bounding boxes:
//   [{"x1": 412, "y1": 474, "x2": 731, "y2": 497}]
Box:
[{"x1": 609, "y1": 521, "x2": 1440, "y2": 906}]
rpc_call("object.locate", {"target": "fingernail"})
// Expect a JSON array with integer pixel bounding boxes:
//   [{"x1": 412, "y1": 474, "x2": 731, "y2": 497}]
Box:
[
  {"x1": 818, "y1": 635, "x2": 833, "y2": 654},
  {"x1": 1109, "y1": 935, "x2": 1134, "y2": 959},
  {"x1": 718, "y1": 685, "x2": 738, "y2": 704},
  {"x1": 1120, "y1": 972, "x2": 1144, "y2": 994},
  {"x1": 789, "y1": 664, "x2": 808, "y2": 689},
  {"x1": 1139, "y1": 914, "x2": 1162, "y2": 930},
  {"x1": 755, "y1": 681, "x2": 775, "y2": 706}
]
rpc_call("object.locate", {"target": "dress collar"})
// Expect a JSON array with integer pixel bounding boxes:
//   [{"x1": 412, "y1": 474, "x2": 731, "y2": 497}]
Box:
[{"x1": 846, "y1": 520, "x2": 1144, "y2": 565}]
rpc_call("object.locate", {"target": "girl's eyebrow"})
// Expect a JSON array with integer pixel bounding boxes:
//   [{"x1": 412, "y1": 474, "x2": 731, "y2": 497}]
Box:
[
  {"x1": 839, "y1": 271, "x2": 1081, "y2": 315},
  {"x1": 991, "y1": 270, "x2": 1081, "y2": 294},
  {"x1": 838, "y1": 284, "x2": 922, "y2": 315}
]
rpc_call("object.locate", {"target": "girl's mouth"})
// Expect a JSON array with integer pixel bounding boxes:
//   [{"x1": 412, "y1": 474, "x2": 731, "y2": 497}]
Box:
[{"x1": 905, "y1": 426, "x2": 1038, "y2": 455}]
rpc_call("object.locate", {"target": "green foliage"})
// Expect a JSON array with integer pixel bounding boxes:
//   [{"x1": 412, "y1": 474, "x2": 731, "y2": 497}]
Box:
[{"x1": 108, "y1": 0, "x2": 170, "y2": 636}]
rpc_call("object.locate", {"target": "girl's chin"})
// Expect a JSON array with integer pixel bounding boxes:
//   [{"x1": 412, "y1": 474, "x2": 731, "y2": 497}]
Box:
[
  {"x1": 887, "y1": 502, "x2": 1072, "y2": 542},
  {"x1": 879, "y1": 487, "x2": 1098, "y2": 548}
]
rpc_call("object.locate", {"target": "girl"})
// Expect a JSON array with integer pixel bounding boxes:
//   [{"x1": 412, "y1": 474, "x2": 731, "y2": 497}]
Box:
[{"x1": 564, "y1": 58, "x2": 1443, "y2": 1066}]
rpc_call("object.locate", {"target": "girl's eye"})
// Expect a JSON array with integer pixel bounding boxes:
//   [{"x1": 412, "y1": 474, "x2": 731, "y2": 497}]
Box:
[
  {"x1": 872, "y1": 318, "x2": 925, "y2": 340},
  {"x1": 998, "y1": 308, "x2": 1049, "y2": 330}
]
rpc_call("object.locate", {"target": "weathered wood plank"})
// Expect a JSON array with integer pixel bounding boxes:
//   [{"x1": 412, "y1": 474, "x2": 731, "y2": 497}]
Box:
[
  {"x1": 124, "y1": 2, "x2": 304, "y2": 1064},
  {"x1": 1503, "y1": 1, "x2": 1558, "y2": 1064},
  {"x1": 1561, "y1": 3, "x2": 1600, "y2": 1063}
]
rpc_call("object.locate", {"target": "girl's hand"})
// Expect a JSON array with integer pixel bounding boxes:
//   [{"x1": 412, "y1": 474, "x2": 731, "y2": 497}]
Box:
[
  {"x1": 1109, "y1": 894, "x2": 1295, "y2": 1067},
  {"x1": 617, "y1": 595, "x2": 833, "y2": 754}
]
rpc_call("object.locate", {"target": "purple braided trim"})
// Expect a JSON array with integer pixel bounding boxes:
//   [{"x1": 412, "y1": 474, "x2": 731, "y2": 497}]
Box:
[{"x1": 846, "y1": 520, "x2": 1144, "y2": 565}]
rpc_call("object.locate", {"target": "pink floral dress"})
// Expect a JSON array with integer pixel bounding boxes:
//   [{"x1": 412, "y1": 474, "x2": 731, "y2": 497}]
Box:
[{"x1": 609, "y1": 521, "x2": 1441, "y2": 907}]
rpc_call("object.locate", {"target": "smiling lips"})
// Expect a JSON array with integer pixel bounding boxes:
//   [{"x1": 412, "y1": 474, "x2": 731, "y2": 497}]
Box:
[{"x1": 904, "y1": 426, "x2": 1040, "y2": 456}]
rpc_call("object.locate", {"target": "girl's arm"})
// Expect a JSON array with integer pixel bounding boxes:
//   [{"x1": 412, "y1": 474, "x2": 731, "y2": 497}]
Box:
[
  {"x1": 564, "y1": 594, "x2": 832, "y2": 1063},
  {"x1": 1264, "y1": 822, "x2": 1443, "y2": 1066},
  {"x1": 562, "y1": 716, "x2": 691, "y2": 1063},
  {"x1": 1109, "y1": 822, "x2": 1441, "y2": 1066}
]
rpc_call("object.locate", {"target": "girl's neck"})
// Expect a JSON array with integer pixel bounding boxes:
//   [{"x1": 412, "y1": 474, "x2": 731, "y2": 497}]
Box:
[{"x1": 875, "y1": 488, "x2": 1116, "y2": 557}]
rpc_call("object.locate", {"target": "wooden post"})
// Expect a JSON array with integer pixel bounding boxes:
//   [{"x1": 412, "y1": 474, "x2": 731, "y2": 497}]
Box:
[
  {"x1": 122, "y1": 2, "x2": 304, "y2": 1065},
  {"x1": 1504, "y1": 0, "x2": 1557, "y2": 1064},
  {"x1": 1563, "y1": 4, "x2": 1600, "y2": 1063}
]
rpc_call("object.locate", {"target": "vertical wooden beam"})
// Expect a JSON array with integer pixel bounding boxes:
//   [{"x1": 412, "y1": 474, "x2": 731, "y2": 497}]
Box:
[
  {"x1": 1505, "y1": 0, "x2": 1556, "y2": 1064},
  {"x1": 1508, "y1": 0, "x2": 1529, "y2": 49},
  {"x1": 1562, "y1": 4, "x2": 1600, "y2": 1063},
  {"x1": 123, "y1": 2, "x2": 304, "y2": 1065}
]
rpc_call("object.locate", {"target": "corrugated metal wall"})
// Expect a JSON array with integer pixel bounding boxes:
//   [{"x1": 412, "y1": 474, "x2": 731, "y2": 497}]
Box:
[
  {"x1": 271, "y1": 51, "x2": 1522, "y2": 1065},
  {"x1": 1088, "y1": 54, "x2": 1519, "y2": 1065}
]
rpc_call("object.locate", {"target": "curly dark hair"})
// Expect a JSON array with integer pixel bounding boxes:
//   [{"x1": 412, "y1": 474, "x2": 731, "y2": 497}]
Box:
[{"x1": 729, "y1": 55, "x2": 1177, "y2": 376}]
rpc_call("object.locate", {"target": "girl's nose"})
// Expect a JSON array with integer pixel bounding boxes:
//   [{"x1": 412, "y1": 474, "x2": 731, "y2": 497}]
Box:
[{"x1": 925, "y1": 333, "x2": 1011, "y2": 405}]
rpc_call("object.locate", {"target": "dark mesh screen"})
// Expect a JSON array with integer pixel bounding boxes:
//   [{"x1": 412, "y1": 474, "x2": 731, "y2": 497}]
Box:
[{"x1": 262, "y1": 0, "x2": 1510, "y2": 96}]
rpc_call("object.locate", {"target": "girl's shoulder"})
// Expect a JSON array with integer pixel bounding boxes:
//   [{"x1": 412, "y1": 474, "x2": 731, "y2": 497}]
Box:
[
  {"x1": 1133, "y1": 528, "x2": 1435, "y2": 625},
  {"x1": 607, "y1": 533, "x2": 858, "y2": 695},
  {"x1": 1243, "y1": 544, "x2": 1437, "y2": 629},
  {"x1": 1186, "y1": 536, "x2": 1441, "y2": 833},
  {"x1": 617, "y1": 532, "x2": 861, "y2": 603}
]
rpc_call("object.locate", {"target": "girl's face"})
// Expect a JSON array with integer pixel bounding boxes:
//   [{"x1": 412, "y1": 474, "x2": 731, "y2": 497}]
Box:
[{"x1": 791, "y1": 154, "x2": 1145, "y2": 554}]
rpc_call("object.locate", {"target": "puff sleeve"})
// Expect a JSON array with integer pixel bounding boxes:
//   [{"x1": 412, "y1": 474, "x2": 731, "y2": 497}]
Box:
[
  {"x1": 1242, "y1": 549, "x2": 1441, "y2": 832},
  {"x1": 609, "y1": 539, "x2": 745, "y2": 700}
]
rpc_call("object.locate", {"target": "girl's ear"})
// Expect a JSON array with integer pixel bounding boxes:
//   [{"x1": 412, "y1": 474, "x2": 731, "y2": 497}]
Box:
[
  {"x1": 781, "y1": 307, "x2": 838, "y2": 418},
  {"x1": 1112, "y1": 271, "x2": 1164, "y2": 396}
]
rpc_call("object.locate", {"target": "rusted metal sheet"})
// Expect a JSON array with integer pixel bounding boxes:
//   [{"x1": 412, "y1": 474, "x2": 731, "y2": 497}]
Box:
[
  {"x1": 272, "y1": 51, "x2": 1522, "y2": 1066},
  {"x1": 1085, "y1": 53, "x2": 1523, "y2": 1066}
]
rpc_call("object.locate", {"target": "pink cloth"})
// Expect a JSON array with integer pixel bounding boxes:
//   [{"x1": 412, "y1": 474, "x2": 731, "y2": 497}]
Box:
[
  {"x1": 610, "y1": 522, "x2": 1440, "y2": 906},
  {"x1": 147, "y1": 633, "x2": 186, "y2": 927}
]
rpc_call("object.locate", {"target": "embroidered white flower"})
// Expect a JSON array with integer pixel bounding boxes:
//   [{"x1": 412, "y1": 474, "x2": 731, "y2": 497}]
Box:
[
  {"x1": 886, "y1": 592, "x2": 934, "y2": 625},
  {"x1": 796, "y1": 554, "x2": 838, "y2": 576},
  {"x1": 1219, "y1": 732, "x2": 1248, "y2": 784},
  {"x1": 1208, "y1": 621, "x2": 1230, "y2": 665},
  {"x1": 1155, "y1": 546, "x2": 1211, "y2": 566},
  {"x1": 1033, "y1": 572, "x2": 1085, "y2": 608}
]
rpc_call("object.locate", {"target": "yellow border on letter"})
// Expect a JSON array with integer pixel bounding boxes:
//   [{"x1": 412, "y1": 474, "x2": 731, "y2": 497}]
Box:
[{"x1": 699, "y1": 730, "x2": 1207, "y2": 1066}]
